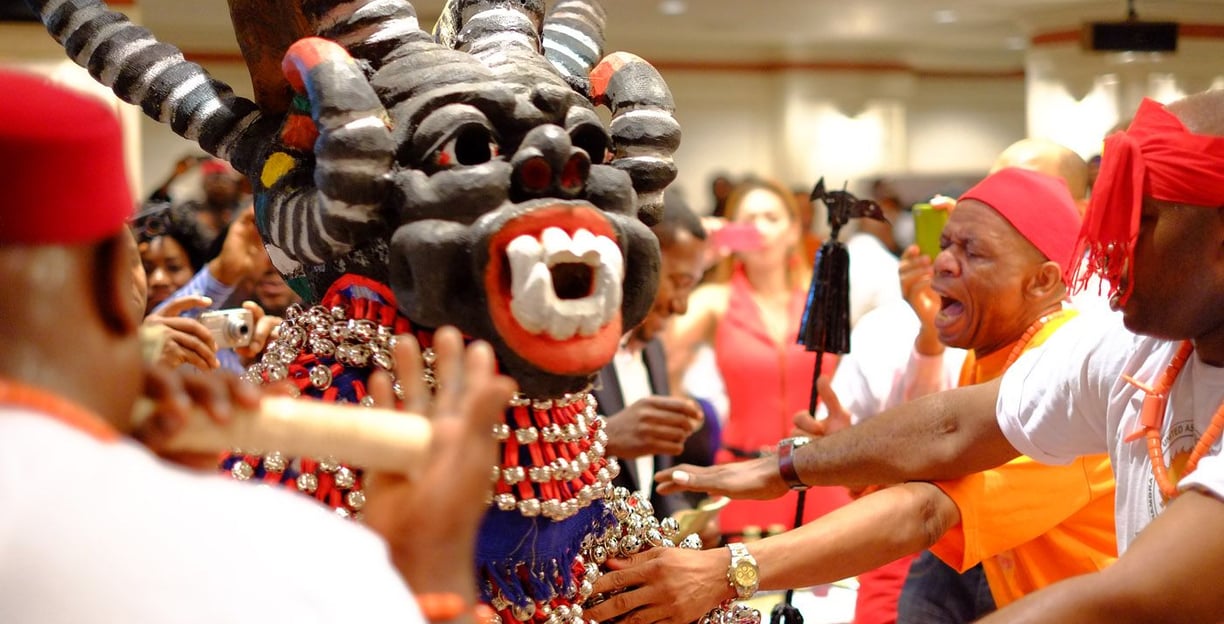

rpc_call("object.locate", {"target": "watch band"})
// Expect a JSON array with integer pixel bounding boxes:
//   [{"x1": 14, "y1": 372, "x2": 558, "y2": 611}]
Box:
[
  {"x1": 777, "y1": 436, "x2": 811, "y2": 491},
  {"x1": 726, "y1": 542, "x2": 759, "y2": 600}
]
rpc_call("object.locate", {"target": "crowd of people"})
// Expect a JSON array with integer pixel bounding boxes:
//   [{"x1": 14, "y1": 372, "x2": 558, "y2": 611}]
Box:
[{"x1": 2, "y1": 44, "x2": 1223, "y2": 624}]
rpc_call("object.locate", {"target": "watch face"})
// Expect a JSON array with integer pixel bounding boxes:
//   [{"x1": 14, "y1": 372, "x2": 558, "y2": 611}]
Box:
[{"x1": 734, "y1": 562, "x2": 758, "y2": 586}]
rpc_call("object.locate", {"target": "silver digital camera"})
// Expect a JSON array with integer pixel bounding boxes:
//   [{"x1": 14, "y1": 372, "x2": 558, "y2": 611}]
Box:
[{"x1": 199, "y1": 308, "x2": 254, "y2": 349}]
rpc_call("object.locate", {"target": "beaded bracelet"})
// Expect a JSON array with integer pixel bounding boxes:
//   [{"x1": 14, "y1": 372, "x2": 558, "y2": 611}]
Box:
[{"x1": 416, "y1": 593, "x2": 497, "y2": 624}]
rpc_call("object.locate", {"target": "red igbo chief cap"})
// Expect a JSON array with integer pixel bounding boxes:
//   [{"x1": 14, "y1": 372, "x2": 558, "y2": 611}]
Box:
[
  {"x1": 0, "y1": 69, "x2": 132, "y2": 245},
  {"x1": 958, "y1": 167, "x2": 1082, "y2": 279}
]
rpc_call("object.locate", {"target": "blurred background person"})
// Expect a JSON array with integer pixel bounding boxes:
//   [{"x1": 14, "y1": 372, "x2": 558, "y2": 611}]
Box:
[
  {"x1": 132, "y1": 202, "x2": 215, "y2": 315},
  {"x1": 596, "y1": 191, "x2": 714, "y2": 521},
  {"x1": 667, "y1": 177, "x2": 850, "y2": 540}
]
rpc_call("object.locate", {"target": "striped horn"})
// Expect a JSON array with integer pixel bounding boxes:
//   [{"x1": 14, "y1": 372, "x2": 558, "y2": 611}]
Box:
[
  {"x1": 590, "y1": 52, "x2": 680, "y2": 225},
  {"x1": 259, "y1": 37, "x2": 395, "y2": 264},
  {"x1": 305, "y1": 0, "x2": 430, "y2": 69},
  {"x1": 542, "y1": 0, "x2": 605, "y2": 96},
  {"x1": 432, "y1": 0, "x2": 563, "y2": 86},
  {"x1": 25, "y1": 0, "x2": 277, "y2": 177}
]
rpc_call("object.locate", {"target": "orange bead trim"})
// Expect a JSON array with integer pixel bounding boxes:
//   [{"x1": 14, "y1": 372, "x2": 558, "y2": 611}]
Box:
[
  {"x1": 416, "y1": 593, "x2": 497, "y2": 624},
  {"x1": 0, "y1": 378, "x2": 119, "y2": 442},
  {"x1": 1123, "y1": 341, "x2": 1224, "y2": 501},
  {"x1": 417, "y1": 593, "x2": 466, "y2": 621}
]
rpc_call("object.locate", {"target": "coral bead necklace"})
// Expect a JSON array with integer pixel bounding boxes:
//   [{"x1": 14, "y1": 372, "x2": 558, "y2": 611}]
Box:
[
  {"x1": 1122, "y1": 341, "x2": 1224, "y2": 501},
  {"x1": 1002, "y1": 310, "x2": 1062, "y2": 369}
]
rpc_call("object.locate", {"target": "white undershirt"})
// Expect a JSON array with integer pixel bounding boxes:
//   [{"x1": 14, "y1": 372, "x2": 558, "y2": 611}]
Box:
[
  {"x1": 612, "y1": 344, "x2": 655, "y2": 501},
  {"x1": 0, "y1": 410, "x2": 422, "y2": 624}
]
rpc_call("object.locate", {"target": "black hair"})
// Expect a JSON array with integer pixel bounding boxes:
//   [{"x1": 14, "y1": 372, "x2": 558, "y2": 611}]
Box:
[
  {"x1": 130, "y1": 201, "x2": 216, "y2": 272},
  {"x1": 653, "y1": 189, "x2": 707, "y2": 249}
]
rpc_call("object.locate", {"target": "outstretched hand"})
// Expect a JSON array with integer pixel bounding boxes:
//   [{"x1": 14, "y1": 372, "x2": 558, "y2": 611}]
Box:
[
  {"x1": 361, "y1": 326, "x2": 518, "y2": 600},
  {"x1": 209, "y1": 207, "x2": 265, "y2": 286},
  {"x1": 789, "y1": 376, "x2": 852, "y2": 437},
  {"x1": 655, "y1": 455, "x2": 787, "y2": 502},
  {"x1": 585, "y1": 547, "x2": 732, "y2": 624}
]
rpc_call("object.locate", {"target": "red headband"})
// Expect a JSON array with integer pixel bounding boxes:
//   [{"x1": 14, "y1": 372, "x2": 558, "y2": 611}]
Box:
[
  {"x1": 959, "y1": 167, "x2": 1082, "y2": 279},
  {"x1": 1068, "y1": 98, "x2": 1224, "y2": 304},
  {"x1": 0, "y1": 69, "x2": 132, "y2": 245}
]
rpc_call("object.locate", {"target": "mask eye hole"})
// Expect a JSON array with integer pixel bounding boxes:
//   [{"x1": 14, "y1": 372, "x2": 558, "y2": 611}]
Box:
[
  {"x1": 435, "y1": 124, "x2": 499, "y2": 168},
  {"x1": 570, "y1": 124, "x2": 611, "y2": 166}
]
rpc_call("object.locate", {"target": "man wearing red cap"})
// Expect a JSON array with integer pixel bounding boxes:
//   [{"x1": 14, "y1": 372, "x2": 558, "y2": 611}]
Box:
[
  {"x1": 637, "y1": 91, "x2": 1224, "y2": 622},
  {"x1": 581, "y1": 167, "x2": 1117, "y2": 624},
  {"x1": 0, "y1": 69, "x2": 514, "y2": 623}
]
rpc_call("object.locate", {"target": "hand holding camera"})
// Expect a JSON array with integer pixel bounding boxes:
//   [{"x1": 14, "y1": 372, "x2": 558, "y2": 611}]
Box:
[{"x1": 200, "y1": 308, "x2": 254, "y2": 349}]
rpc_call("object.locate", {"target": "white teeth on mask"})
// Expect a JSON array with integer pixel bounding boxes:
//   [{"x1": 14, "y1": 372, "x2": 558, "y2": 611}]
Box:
[{"x1": 503, "y1": 227, "x2": 625, "y2": 341}]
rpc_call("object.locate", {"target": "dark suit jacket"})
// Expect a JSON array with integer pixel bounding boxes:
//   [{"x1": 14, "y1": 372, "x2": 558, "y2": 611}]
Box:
[{"x1": 592, "y1": 339, "x2": 693, "y2": 520}]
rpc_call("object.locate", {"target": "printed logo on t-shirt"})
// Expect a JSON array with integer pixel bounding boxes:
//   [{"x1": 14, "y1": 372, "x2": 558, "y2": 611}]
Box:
[{"x1": 1145, "y1": 419, "x2": 1201, "y2": 517}]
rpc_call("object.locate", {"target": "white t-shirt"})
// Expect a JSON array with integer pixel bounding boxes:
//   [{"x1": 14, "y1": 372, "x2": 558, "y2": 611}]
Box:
[
  {"x1": 0, "y1": 409, "x2": 424, "y2": 624},
  {"x1": 612, "y1": 345, "x2": 655, "y2": 501},
  {"x1": 997, "y1": 313, "x2": 1224, "y2": 552},
  {"x1": 817, "y1": 299, "x2": 965, "y2": 424},
  {"x1": 846, "y1": 233, "x2": 904, "y2": 329}
]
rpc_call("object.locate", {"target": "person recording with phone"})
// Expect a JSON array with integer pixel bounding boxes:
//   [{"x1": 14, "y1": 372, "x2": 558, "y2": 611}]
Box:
[{"x1": 665, "y1": 177, "x2": 851, "y2": 540}]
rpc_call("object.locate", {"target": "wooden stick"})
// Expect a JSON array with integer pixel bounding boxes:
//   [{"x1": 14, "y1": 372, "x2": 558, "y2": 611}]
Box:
[{"x1": 131, "y1": 397, "x2": 432, "y2": 478}]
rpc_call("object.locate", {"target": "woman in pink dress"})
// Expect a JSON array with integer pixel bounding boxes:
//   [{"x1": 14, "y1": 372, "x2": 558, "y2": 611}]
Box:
[{"x1": 667, "y1": 178, "x2": 850, "y2": 539}]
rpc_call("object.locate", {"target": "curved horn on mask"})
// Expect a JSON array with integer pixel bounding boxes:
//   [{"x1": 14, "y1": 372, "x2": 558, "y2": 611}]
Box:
[
  {"x1": 542, "y1": 0, "x2": 605, "y2": 97},
  {"x1": 433, "y1": 0, "x2": 567, "y2": 86},
  {"x1": 306, "y1": 0, "x2": 427, "y2": 68},
  {"x1": 590, "y1": 52, "x2": 680, "y2": 226},
  {"x1": 25, "y1": 0, "x2": 277, "y2": 177},
  {"x1": 257, "y1": 37, "x2": 395, "y2": 265}
]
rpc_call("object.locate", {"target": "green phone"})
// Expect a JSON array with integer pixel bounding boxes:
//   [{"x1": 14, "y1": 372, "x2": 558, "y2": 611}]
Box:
[{"x1": 913, "y1": 203, "x2": 951, "y2": 260}]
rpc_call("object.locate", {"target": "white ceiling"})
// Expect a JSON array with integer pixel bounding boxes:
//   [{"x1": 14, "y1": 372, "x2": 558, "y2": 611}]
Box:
[{"x1": 136, "y1": 0, "x2": 1224, "y2": 72}]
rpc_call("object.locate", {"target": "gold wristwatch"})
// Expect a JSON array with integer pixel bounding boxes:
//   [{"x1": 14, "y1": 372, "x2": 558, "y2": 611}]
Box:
[{"x1": 726, "y1": 542, "x2": 760, "y2": 600}]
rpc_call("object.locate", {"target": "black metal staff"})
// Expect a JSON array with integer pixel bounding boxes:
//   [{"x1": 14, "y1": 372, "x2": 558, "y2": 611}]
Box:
[{"x1": 771, "y1": 179, "x2": 887, "y2": 624}]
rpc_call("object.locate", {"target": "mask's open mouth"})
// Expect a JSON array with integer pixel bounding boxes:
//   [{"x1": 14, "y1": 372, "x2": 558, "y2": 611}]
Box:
[
  {"x1": 505, "y1": 226, "x2": 623, "y2": 340},
  {"x1": 486, "y1": 205, "x2": 625, "y2": 376}
]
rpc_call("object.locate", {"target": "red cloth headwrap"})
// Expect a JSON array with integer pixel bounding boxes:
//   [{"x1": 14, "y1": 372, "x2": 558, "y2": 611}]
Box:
[
  {"x1": 1070, "y1": 98, "x2": 1224, "y2": 305},
  {"x1": 0, "y1": 69, "x2": 133, "y2": 246},
  {"x1": 958, "y1": 167, "x2": 1083, "y2": 279}
]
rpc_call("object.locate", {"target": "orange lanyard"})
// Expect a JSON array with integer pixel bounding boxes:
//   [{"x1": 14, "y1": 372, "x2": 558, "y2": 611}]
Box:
[{"x1": 0, "y1": 378, "x2": 119, "y2": 442}]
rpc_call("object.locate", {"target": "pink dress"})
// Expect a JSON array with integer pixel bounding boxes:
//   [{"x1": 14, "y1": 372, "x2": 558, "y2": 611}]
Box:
[{"x1": 713, "y1": 267, "x2": 851, "y2": 535}]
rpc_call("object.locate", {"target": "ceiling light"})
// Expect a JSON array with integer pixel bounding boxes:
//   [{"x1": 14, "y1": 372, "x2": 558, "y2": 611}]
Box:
[
  {"x1": 934, "y1": 9, "x2": 958, "y2": 24},
  {"x1": 659, "y1": 0, "x2": 687, "y2": 16}
]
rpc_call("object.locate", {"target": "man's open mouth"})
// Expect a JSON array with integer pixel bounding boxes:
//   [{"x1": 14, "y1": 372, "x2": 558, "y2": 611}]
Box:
[
  {"x1": 940, "y1": 295, "x2": 963, "y2": 316},
  {"x1": 934, "y1": 289, "x2": 965, "y2": 331}
]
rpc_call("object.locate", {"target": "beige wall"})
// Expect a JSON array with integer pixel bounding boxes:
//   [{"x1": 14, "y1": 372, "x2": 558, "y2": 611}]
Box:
[{"x1": 662, "y1": 68, "x2": 1026, "y2": 213}]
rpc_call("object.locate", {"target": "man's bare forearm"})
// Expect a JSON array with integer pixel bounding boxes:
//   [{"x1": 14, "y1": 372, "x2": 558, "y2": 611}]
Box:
[
  {"x1": 795, "y1": 378, "x2": 1018, "y2": 487},
  {"x1": 752, "y1": 482, "x2": 959, "y2": 591}
]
